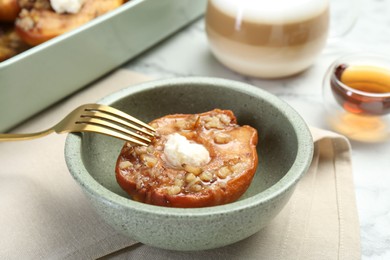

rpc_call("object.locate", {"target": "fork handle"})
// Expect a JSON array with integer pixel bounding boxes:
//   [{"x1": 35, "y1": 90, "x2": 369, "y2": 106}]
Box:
[{"x1": 0, "y1": 129, "x2": 54, "y2": 141}]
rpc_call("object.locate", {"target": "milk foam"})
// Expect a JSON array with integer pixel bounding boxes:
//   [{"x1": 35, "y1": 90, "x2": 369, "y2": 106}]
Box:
[{"x1": 211, "y1": 0, "x2": 329, "y2": 23}]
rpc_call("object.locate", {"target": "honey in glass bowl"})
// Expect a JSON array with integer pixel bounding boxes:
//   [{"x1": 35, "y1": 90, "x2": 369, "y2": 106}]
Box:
[
  {"x1": 323, "y1": 54, "x2": 390, "y2": 142},
  {"x1": 331, "y1": 64, "x2": 390, "y2": 116}
]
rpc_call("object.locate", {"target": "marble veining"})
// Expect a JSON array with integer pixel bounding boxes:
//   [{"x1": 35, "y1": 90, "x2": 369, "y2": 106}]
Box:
[{"x1": 124, "y1": 0, "x2": 390, "y2": 258}]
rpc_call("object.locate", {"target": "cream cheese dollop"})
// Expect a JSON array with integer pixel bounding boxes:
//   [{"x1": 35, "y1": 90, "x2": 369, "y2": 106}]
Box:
[
  {"x1": 50, "y1": 0, "x2": 84, "y2": 14},
  {"x1": 163, "y1": 133, "x2": 210, "y2": 168}
]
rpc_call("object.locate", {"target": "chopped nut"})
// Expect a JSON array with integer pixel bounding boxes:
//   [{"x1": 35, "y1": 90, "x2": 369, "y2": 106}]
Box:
[
  {"x1": 146, "y1": 145, "x2": 155, "y2": 153},
  {"x1": 185, "y1": 173, "x2": 196, "y2": 183},
  {"x1": 136, "y1": 180, "x2": 144, "y2": 190},
  {"x1": 219, "y1": 114, "x2": 231, "y2": 124},
  {"x1": 190, "y1": 184, "x2": 202, "y2": 192},
  {"x1": 228, "y1": 157, "x2": 240, "y2": 166},
  {"x1": 183, "y1": 164, "x2": 202, "y2": 175},
  {"x1": 217, "y1": 166, "x2": 232, "y2": 179},
  {"x1": 199, "y1": 171, "x2": 213, "y2": 182},
  {"x1": 175, "y1": 120, "x2": 188, "y2": 130},
  {"x1": 219, "y1": 181, "x2": 227, "y2": 189},
  {"x1": 167, "y1": 186, "x2": 181, "y2": 195},
  {"x1": 204, "y1": 116, "x2": 223, "y2": 129},
  {"x1": 16, "y1": 10, "x2": 35, "y2": 31},
  {"x1": 174, "y1": 178, "x2": 184, "y2": 187},
  {"x1": 150, "y1": 122, "x2": 159, "y2": 129},
  {"x1": 214, "y1": 133, "x2": 231, "y2": 144},
  {"x1": 231, "y1": 162, "x2": 247, "y2": 173},
  {"x1": 140, "y1": 154, "x2": 158, "y2": 167},
  {"x1": 119, "y1": 160, "x2": 133, "y2": 169},
  {"x1": 186, "y1": 176, "x2": 201, "y2": 191},
  {"x1": 135, "y1": 146, "x2": 147, "y2": 154}
]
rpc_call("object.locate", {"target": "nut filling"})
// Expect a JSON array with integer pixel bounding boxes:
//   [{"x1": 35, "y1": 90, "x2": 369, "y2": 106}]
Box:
[{"x1": 115, "y1": 109, "x2": 258, "y2": 208}]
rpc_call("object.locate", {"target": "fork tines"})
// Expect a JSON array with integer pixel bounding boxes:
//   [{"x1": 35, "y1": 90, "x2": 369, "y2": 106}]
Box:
[{"x1": 77, "y1": 104, "x2": 155, "y2": 146}]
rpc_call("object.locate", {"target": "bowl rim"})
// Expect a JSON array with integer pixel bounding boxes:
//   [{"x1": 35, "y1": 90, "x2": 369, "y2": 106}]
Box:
[{"x1": 65, "y1": 77, "x2": 314, "y2": 216}]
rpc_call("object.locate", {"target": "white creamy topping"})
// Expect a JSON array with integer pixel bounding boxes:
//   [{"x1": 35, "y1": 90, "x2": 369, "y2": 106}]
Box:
[
  {"x1": 50, "y1": 0, "x2": 83, "y2": 14},
  {"x1": 211, "y1": 0, "x2": 329, "y2": 23},
  {"x1": 163, "y1": 133, "x2": 210, "y2": 168}
]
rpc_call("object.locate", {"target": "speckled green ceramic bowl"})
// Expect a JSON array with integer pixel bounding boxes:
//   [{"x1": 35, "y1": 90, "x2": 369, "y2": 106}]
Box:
[{"x1": 65, "y1": 77, "x2": 313, "y2": 251}]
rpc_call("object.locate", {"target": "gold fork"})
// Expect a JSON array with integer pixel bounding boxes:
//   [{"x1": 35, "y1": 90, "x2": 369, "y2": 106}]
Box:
[{"x1": 0, "y1": 104, "x2": 155, "y2": 146}]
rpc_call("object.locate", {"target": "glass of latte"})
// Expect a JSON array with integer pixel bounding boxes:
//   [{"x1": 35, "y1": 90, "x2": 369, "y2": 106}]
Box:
[{"x1": 205, "y1": 0, "x2": 354, "y2": 78}]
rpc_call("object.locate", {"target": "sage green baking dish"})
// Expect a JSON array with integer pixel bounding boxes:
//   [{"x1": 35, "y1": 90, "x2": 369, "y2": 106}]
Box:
[{"x1": 0, "y1": 0, "x2": 206, "y2": 132}]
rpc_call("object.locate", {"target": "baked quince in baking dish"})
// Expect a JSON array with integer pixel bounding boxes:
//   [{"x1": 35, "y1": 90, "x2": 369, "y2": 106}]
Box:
[
  {"x1": 116, "y1": 109, "x2": 259, "y2": 208},
  {"x1": 15, "y1": 0, "x2": 124, "y2": 45},
  {"x1": 0, "y1": 0, "x2": 125, "y2": 61}
]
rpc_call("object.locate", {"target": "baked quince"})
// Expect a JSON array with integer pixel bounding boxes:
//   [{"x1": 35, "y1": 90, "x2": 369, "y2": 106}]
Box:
[
  {"x1": 0, "y1": 0, "x2": 20, "y2": 22},
  {"x1": 116, "y1": 109, "x2": 259, "y2": 208},
  {"x1": 15, "y1": 0, "x2": 124, "y2": 46},
  {"x1": 0, "y1": 24, "x2": 29, "y2": 61}
]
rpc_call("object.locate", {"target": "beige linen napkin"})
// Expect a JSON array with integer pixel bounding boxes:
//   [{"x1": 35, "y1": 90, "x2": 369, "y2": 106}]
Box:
[{"x1": 0, "y1": 70, "x2": 360, "y2": 260}]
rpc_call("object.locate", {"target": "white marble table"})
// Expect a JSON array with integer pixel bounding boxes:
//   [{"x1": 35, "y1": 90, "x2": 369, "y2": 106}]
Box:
[{"x1": 123, "y1": 0, "x2": 390, "y2": 258}]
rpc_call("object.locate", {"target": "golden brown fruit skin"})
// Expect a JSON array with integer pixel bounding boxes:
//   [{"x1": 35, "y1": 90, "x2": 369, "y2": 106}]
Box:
[
  {"x1": 115, "y1": 109, "x2": 259, "y2": 208},
  {"x1": 0, "y1": 24, "x2": 29, "y2": 61},
  {"x1": 18, "y1": 0, "x2": 52, "y2": 10},
  {"x1": 15, "y1": 0, "x2": 124, "y2": 46},
  {"x1": 0, "y1": 0, "x2": 20, "y2": 22}
]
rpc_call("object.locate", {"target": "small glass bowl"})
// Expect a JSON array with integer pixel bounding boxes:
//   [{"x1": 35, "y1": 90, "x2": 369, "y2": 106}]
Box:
[{"x1": 322, "y1": 53, "x2": 390, "y2": 142}]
